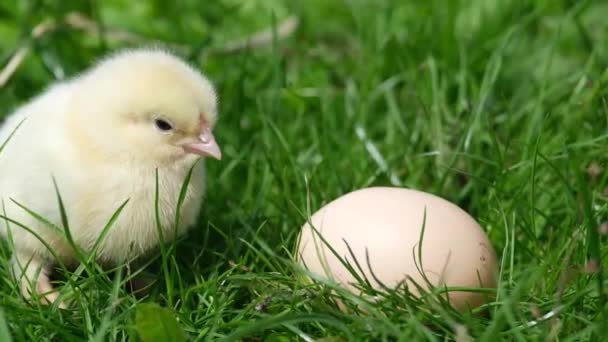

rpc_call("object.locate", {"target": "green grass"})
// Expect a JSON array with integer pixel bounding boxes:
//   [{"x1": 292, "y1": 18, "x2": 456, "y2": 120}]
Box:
[{"x1": 1, "y1": 0, "x2": 608, "y2": 340}]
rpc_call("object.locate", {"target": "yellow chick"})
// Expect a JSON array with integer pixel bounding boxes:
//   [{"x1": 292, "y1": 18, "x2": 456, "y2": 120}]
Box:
[{"x1": 0, "y1": 48, "x2": 222, "y2": 307}]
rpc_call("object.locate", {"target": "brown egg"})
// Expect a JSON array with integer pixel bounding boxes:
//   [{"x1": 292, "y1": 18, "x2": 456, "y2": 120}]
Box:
[{"x1": 296, "y1": 187, "x2": 497, "y2": 311}]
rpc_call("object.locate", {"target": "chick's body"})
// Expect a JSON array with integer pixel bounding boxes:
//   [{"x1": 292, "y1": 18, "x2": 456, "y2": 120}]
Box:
[{"x1": 0, "y1": 48, "x2": 221, "y2": 305}]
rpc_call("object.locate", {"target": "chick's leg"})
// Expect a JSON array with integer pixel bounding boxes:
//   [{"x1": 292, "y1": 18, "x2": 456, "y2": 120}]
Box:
[{"x1": 10, "y1": 251, "x2": 64, "y2": 308}]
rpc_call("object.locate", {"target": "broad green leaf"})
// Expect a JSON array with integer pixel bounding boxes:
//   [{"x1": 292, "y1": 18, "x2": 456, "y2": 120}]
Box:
[
  {"x1": 135, "y1": 303, "x2": 187, "y2": 342},
  {"x1": 0, "y1": 308, "x2": 13, "y2": 342}
]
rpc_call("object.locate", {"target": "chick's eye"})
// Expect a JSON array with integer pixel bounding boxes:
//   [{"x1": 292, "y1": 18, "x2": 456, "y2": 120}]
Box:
[{"x1": 154, "y1": 118, "x2": 173, "y2": 132}]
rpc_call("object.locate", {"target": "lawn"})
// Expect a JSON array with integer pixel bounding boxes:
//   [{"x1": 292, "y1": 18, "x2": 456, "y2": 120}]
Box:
[{"x1": 1, "y1": 0, "x2": 608, "y2": 340}]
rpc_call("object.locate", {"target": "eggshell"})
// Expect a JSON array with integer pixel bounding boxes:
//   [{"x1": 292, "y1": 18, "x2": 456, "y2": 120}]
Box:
[{"x1": 296, "y1": 187, "x2": 497, "y2": 311}]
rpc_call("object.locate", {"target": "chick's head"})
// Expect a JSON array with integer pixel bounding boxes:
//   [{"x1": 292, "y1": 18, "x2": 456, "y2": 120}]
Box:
[{"x1": 69, "y1": 48, "x2": 222, "y2": 165}]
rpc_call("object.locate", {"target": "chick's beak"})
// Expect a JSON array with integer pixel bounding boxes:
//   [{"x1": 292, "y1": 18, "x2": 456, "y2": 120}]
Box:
[{"x1": 182, "y1": 127, "x2": 222, "y2": 160}]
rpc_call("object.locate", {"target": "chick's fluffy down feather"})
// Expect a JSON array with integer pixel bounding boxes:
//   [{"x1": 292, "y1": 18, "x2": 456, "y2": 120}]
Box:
[{"x1": 0, "y1": 48, "x2": 222, "y2": 306}]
